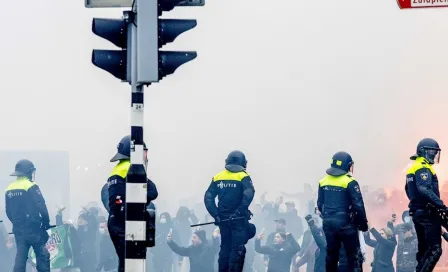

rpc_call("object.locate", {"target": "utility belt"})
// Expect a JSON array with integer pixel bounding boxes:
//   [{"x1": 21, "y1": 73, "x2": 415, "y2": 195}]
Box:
[{"x1": 322, "y1": 211, "x2": 350, "y2": 219}]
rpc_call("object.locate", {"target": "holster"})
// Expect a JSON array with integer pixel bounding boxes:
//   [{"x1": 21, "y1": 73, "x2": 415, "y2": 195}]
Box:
[{"x1": 145, "y1": 207, "x2": 156, "y2": 247}]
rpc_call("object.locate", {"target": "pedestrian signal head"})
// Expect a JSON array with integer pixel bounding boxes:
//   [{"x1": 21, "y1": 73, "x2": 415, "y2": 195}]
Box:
[
  {"x1": 225, "y1": 150, "x2": 247, "y2": 173},
  {"x1": 412, "y1": 138, "x2": 441, "y2": 164},
  {"x1": 10, "y1": 159, "x2": 36, "y2": 180},
  {"x1": 326, "y1": 151, "x2": 354, "y2": 176}
]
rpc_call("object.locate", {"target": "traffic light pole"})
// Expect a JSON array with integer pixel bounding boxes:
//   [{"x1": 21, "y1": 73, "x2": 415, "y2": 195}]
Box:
[
  {"x1": 89, "y1": 1, "x2": 203, "y2": 270},
  {"x1": 125, "y1": 9, "x2": 149, "y2": 272}
]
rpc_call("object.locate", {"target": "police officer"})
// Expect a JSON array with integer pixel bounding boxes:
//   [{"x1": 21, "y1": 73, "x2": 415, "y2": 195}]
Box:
[
  {"x1": 317, "y1": 151, "x2": 368, "y2": 272},
  {"x1": 102, "y1": 135, "x2": 158, "y2": 272},
  {"x1": 204, "y1": 150, "x2": 255, "y2": 272},
  {"x1": 5, "y1": 159, "x2": 50, "y2": 272},
  {"x1": 405, "y1": 138, "x2": 445, "y2": 272}
]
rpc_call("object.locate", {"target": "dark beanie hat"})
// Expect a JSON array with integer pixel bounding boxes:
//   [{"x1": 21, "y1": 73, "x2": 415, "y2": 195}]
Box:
[{"x1": 194, "y1": 230, "x2": 207, "y2": 243}]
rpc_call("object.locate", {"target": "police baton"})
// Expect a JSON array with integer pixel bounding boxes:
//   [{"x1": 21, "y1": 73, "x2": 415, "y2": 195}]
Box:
[
  {"x1": 191, "y1": 217, "x2": 246, "y2": 228},
  {"x1": 8, "y1": 225, "x2": 57, "y2": 235}
]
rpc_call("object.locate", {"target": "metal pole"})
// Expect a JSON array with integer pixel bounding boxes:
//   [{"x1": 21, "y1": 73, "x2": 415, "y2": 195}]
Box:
[{"x1": 125, "y1": 6, "x2": 148, "y2": 272}]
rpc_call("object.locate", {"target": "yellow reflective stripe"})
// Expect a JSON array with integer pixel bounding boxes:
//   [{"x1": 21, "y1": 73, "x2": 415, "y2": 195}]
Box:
[
  {"x1": 110, "y1": 160, "x2": 131, "y2": 179},
  {"x1": 319, "y1": 174, "x2": 354, "y2": 189},
  {"x1": 5, "y1": 177, "x2": 35, "y2": 192},
  {"x1": 407, "y1": 157, "x2": 435, "y2": 175},
  {"x1": 213, "y1": 170, "x2": 249, "y2": 182}
]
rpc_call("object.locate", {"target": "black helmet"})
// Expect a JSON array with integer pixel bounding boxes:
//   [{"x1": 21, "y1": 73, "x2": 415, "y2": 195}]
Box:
[
  {"x1": 110, "y1": 135, "x2": 147, "y2": 162},
  {"x1": 225, "y1": 150, "x2": 247, "y2": 173},
  {"x1": 411, "y1": 138, "x2": 441, "y2": 164},
  {"x1": 10, "y1": 159, "x2": 36, "y2": 178},
  {"x1": 326, "y1": 151, "x2": 354, "y2": 176}
]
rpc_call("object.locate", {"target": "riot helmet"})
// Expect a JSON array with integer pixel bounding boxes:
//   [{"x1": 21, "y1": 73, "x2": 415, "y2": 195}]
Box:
[
  {"x1": 326, "y1": 151, "x2": 354, "y2": 176},
  {"x1": 10, "y1": 159, "x2": 36, "y2": 181},
  {"x1": 225, "y1": 150, "x2": 247, "y2": 173},
  {"x1": 110, "y1": 135, "x2": 148, "y2": 162},
  {"x1": 411, "y1": 138, "x2": 441, "y2": 164}
]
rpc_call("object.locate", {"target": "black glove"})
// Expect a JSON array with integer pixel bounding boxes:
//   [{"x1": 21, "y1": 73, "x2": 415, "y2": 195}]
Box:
[
  {"x1": 214, "y1": 216, "x2": 221, "y2": 226},
  {"x1": 41, "y1": 222, "x2": 51, "y2": 231},
  {"x1": 439, "y1": 205, "x2": 448, "y2": 213},
  {"x1": 305, "y1": 214, "x2": 314, "y2": 226},
  {"x1": 443, "y1": 232, "x2": 448, "y2": 242}
]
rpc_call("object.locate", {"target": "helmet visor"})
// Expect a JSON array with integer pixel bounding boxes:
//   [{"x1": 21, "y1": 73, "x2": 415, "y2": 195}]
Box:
[
  {"x1": 31, "y1": 169, "x2": 36, "y2": 181},
  {"x1": 426, "y1": 149, "x2": 441, "y2": 164}
]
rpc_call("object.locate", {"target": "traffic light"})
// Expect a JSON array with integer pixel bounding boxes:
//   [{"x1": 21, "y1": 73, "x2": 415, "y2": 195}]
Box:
[
  {"x1": 91, "y1": 14, "x2": 130, "y2": 81},
  {"x1": 136, "y1": 0, "x2": 199, "y2": 84}
]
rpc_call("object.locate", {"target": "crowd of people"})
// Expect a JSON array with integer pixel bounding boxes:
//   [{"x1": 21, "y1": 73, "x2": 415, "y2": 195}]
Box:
[
  {"x1": 0, "y1": 183, "x2": 428, "y2": 272},
  {"x1": 2, "y1": 138, "x2": 448, "y2": 272}
]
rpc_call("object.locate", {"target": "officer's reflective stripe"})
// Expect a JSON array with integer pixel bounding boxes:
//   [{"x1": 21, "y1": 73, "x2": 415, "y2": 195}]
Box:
[
  {"x1": 110, "y1": 160, "x2": 131, "y2": 178},
  {"x1": 5, "y1": 177, "x2": 35, "y2": 192},
  {"x1": 407, "y1": 157, "x2": 436, "y2": 175},
  {"x1": 319, "y1": 174, "x2": 354, "y2": 188},
  {"x1": 213, "y1": 170, "x2": 249, "y2": 182}
]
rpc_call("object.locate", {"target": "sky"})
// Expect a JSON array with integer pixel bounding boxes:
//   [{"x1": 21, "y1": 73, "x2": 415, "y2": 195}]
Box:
[{"x1": 1, "y1": 0, "x2": 448, "y2": 216}]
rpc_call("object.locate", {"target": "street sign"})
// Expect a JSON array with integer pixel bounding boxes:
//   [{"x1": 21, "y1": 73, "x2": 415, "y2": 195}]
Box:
[
  {"x1": 397, "y1": 0, "x2": 448, "y2": 9},
  {"x1": 85, "y1": 0, "x2": 204, "y2": 8}
]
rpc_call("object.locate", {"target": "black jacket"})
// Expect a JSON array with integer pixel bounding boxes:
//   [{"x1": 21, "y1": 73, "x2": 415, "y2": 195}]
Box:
[
  {"x1": 204, "y1": 169, "x2": 255, "y2": 218},
  {"x1": 309, "y1": 225, "x2": 326, "y2": 272},
  {"x1": 5, "y1": 177, "x2": 49, "y2": 233},
  {"x1": 102, "y1": 160, "x2": 158, "y2": 215},
  {"x1": 167, "y1": 238, "x2": 220, "y2": 272},
  {"x1": 364, "y1": 228, "x2": 397, "y2": 272},
  {"x1": 255, "y1": 234, "x2": 301, "y2": 272},
  {"x1": 317, "y1": 174, "x2": 368, "y2": 231},
  {"x1": 405, "y1": 157, "x2": 443, "y2": 212}
]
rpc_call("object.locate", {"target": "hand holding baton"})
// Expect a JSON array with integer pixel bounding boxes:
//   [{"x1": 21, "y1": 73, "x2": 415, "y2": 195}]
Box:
[{"x1": 191, "y1": 216, "x2": 246, "y2": 227}]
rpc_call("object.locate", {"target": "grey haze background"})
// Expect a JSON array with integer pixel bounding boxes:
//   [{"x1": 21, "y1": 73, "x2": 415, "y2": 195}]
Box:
[{"x1": 1, "y1": 0, "x2": 448, "y2": 216}]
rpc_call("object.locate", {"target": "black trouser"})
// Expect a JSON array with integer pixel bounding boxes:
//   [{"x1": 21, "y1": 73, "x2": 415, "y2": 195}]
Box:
[
  {"x1": 218, "y1": 217, "x2": 248, "y2": 272},
  {"x1": 108, "y1": 214, "x2": 147, "y2": 272},
  {"x1": 14, "y1": 229, "x2": 50, "y2": 272},
  {"x1": 108, "y1": 214, "x2": 125, "y2": 272},
  {"x1": 323, "y1": 217, "x2": 362, "y2": 272},
  {"x1": 412, "y1": 209, "x2": 442, "y2": 272}
]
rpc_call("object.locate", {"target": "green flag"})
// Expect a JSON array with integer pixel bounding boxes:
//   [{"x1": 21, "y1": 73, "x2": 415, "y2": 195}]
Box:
[{"x1": 29, "y1": 224, "x2": 74, "y2": 269}]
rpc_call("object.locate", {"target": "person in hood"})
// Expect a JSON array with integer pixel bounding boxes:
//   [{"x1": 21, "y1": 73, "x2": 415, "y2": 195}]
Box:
[
  {"x1": 171, "y1": 206, "x2": 198, "y2": 268},
  {"x1": 152, "y1": 212, "x2": 179, "y2": 272},
  {"x1": 56, "y1": 207, "x2": 98, "y2": 272},
  {"x1": 167, "y1": 229, "x2": 220, "y2": 272}
]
